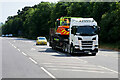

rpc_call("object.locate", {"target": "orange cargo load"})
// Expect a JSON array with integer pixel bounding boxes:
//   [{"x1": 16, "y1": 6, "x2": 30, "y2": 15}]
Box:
[{"x1": 56, "y1": 26, "x2": 69, "y2": 35}]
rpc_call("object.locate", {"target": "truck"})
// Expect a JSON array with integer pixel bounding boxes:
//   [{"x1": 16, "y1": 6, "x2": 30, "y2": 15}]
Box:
[{"x1": 49, "y1": 17, "x2": 100, "y2": 56}]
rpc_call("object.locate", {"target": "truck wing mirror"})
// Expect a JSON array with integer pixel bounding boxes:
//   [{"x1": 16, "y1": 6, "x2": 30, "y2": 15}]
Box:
[
  {"x1": 98, "y1": 26, "x2": 100, "y2": 31},
  {"x1": 98, "y1": 27, "x2": 100, "y2": 31},
  {"x1": 97, "y1": 26, "x2": 100, "y2": 33}
]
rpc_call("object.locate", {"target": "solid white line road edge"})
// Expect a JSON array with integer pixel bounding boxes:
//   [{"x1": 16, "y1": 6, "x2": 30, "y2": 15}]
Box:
[{"x1": 41, "y1": 67, "x2": 57, "y2": 79}]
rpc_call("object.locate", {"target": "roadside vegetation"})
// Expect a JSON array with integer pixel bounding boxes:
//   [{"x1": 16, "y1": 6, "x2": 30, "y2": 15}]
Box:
[
  {"x1": 99, "y1": 43, "x2": 120, "y2": 51},
  {"x1": 1, "y1": 2, "x2": 120, "y2": 50}
]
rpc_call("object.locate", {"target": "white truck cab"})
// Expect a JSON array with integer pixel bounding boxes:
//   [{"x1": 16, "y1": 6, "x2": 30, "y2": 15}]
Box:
[{"x1": 69, "y1": 18, "x2": 99, "y2": 56}]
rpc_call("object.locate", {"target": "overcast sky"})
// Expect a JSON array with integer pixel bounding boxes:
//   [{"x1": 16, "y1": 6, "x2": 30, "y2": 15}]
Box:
[{"x1": 0, "y1": 0, "x2": 59, "y2": 23}]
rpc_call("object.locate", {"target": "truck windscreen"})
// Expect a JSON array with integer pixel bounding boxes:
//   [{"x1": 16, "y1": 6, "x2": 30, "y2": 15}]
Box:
[{"x1": 72, "y1": 26, "x2": 97, "y2": 35}]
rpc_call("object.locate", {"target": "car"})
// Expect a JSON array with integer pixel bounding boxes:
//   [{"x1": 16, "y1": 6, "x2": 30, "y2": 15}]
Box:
[
  {"x1": 36, "y1": 37, "x2": 47, "y2": 45},
  {"x1": 5, "y1": 34, "x2": 9, "y2": 37},
  {"x1": 9, "y1": 34, "x2": 13, "y2": 37},
  {"x1": 2, "y1": 35, "x2": 5, "y2": 37}
]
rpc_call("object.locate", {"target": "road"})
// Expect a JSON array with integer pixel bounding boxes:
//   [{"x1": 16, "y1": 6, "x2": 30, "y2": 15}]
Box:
[{"x1": 1, "y1": 37, "x2": 119, "y2": 79}]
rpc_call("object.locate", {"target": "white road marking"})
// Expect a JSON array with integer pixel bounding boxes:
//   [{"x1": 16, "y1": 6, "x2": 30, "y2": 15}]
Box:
[
  {"x1": 80, "y1": 56, "x2": 96, "y2": 58},
  {"x1": 48, "y1": 68, "x2": 113, "y2": 74},
  {"x1": 100, "y1": 54, "x2": 118, "y2": 58},
  {"x1": 49, "y1": 60, "x2": 87, "y2": 64},
  {"x1": 45, "y1": 65, "x2": 105, "y2": 70},
  {"x1": 29, "y1": 57, "x2": 37, "y2": 64},
  {"x1": 41, "y1": 67, "x2": 56, "y2": 79},
  {"x1": 98, "y1": 66, "x2": 118, "y2": 74},
  {"x1": 9, "y1": 42, "x2": 17, "y2": 48},
  {"x1": 13, "y1": 46, "x2": 16, "y2": 48},
  {"x1": 75, "y1": 58, "x2": 88, "y2": 63},
  {"x1": 42, "y1": 63, "x2": 98, "y2": 67},
  {"x1": 22, "y1": 52, "x2": 27, "y2": 56},
  {"x1": 9, "y1": 42, "x2": 12, "y2": 44},
  {"x1": 31, "y1": 48, "x2": 36, "y2": 51},
  {"x1": 13, "y1": 40, "x2": 16, "y2": 42},
  {"x1": 22, "y1": 41, "x2": 33, "y2": 43},
  {"x1": 17, "y1": 49, "x2": 20, "y2": 52},
  {"x1": 43, "y1": 63, "x2": 53, "y2": 64}
]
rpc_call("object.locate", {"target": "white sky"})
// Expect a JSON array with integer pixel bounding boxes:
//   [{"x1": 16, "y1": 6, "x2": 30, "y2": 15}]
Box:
[{"x1": 0, "y1": 0, "x2": 59, "y2": 23}]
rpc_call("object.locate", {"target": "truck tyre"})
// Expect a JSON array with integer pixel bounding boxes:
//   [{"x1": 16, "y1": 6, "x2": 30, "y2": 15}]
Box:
[
  {"x1": 49, "y1": 42, "x2": 51, "y2": 46},
  {"x1": 52, "y1": 46, "x2": 54, "y2": 49},
  {"x1": 62, "y1": 44, "x2": 65, "y2": 52},
  {"x1": 70, "y1": 46, "x2": 74, "y2": 55},
  {"x1": 52, "y1": 44, "x2": 56, "y2": 50},
  {"x1": 65, "y1": 45, "x2": 68, "y2": 53}
]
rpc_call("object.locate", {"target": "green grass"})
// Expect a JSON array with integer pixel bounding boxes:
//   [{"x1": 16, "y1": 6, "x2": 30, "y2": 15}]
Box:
[{"x1": 99, "y1": 43, "x2": 120, "y2": 51}]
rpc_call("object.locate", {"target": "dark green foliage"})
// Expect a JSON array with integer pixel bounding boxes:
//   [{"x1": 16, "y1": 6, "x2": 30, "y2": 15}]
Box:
[
  {"x1": 1, "y1": 2, "x2": 120, "y2": 48},
  {"x1": 100, "y1": 2, "x2": 120, "y2": 43}
]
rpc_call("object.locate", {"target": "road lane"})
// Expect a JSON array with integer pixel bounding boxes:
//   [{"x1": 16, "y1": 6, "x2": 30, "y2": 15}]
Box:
[
  {"x1": 2, "y1": 37, "x2": 119, "y2": 78},
  {"x1": 2, "y1": 38, "x2": 51, "y2": 78},
  {"x1": 0, "y1": 37, "x2": 2, "y2": 79}
]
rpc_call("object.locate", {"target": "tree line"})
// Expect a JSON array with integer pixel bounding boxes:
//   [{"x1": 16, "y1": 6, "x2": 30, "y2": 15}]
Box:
[{"x1": 1, "y1": 2, "x2": 120, "y2": 49}]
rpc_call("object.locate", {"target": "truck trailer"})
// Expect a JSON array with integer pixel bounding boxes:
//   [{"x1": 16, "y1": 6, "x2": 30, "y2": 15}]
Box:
[{"x1": 49, "y1": 17, "x2": 100, "y2": 56}]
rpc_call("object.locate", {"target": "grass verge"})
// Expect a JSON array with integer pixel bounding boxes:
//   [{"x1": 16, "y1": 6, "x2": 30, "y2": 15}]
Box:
[{"x1": 99, "y1": 43, "x2": 120, "y2": 51}]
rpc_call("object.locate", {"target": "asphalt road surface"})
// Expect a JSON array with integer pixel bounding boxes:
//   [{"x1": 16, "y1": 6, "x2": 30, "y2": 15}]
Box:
[{"x1": 1, "y1": 37, "x2": 119, "y2": 79}]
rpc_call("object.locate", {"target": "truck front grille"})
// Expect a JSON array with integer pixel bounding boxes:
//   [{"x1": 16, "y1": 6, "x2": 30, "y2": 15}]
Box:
[
  {"x1": 82, "y1": 46, "x2": 92, "y2": 48},
  {"x1": 81, "y1": 41, "x2": 93, "y2": 49}
]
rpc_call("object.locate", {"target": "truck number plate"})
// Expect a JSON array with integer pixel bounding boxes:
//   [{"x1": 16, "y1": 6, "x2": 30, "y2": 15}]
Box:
[{"x1": 84, "y1": 51, "x2": 89, "y2": 52}]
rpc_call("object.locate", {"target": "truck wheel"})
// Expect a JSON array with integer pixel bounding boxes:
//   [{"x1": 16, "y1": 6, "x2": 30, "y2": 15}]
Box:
[
  {"x1": 52, "y1": 46, "x2": 54, "y2": 49},
  {"x1": 52, "y1": 46, "x2": 55, "y2": 50},
  {"x1": 62, "y1": 44, "x2": 65, "y2": 52},
  {"x1": 65, "y1": 46, "x2": 68, "y2": 53},
  {"x1": 91, "y1": 53, "x2": 96, "y2": 56},
  {"x1": 70, "y1": 46, "x2": 74, "y2": 55},
  {"x1": 49, "y1": 42, "x2": 51, "y2": 46}
]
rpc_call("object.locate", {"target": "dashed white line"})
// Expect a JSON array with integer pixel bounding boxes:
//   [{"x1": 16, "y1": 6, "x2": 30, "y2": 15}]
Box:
[
  {"x1": 41, "y1": 67, "x2": 56, "y2": 79},
  {"x1": 17, "y1": 49, "x2": 20, "y2": 52},
  {"x1": 22, "y1": 52, "x2": 27, "y2": 56},
  {"x1": 9, "y1": 42, "x2": 12, "y2": 44},
  {"x1": 29, "y1": 57, "x2": 37, "y2": 64},
  {"x1": 13, "y1": 46, "x2": 16, "y2": 48},
  {"x1": 11, "y1": 44, "x2": 14, "y2": 46},
  {"x1": 98, "y1": 66, "x2": 118, "y2": 74},
  {"x1": 9, "y1": 42, "x2": 17, "y2": 48}
]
